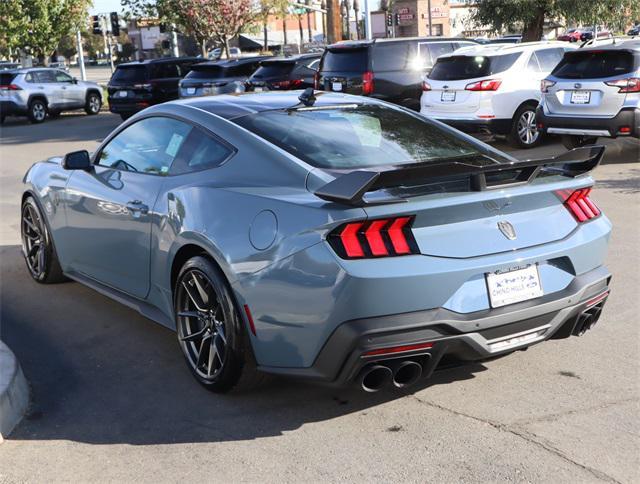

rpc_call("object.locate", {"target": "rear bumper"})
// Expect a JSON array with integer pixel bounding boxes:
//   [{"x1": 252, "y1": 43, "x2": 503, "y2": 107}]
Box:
[
  {"x1": 259, "y1": 265, "x2": 611, "y2": 386},
  {"x1": 430, "y1": 116, "x2": 512, "y2": 135},
  {"x1": 537, "y1": 106, "x2": 640, "y2": 138},
  {"x1": 108, "y1": 99, "x2": 154, "y2": 115},
  {"x1": 0, "y1": 100, "x2": 28, "y2": 117}
]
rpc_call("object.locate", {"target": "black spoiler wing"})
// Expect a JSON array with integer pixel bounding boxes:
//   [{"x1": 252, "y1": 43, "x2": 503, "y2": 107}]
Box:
[{"x1": 314, "y1": 145, "x2": 605, "y2": 206}]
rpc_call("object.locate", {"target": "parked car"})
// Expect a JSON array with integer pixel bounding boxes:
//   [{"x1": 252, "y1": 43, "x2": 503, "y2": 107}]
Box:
[
  {"x1": 107, "y1": 57, "x2": 199, "y2": 120},
  {"x1": 627, "y1": 25, "x2": 640, "y2": 36},
  {"x1": 488, "y1": 35, "x2": 522, "y2": 44},
  {"x1": 245, "y1": 53, "x2": 321, "y2": 92},
  {"x1": 48, "y1": 61, "x2": 69, "y2": 72},
  {"x1": 579, "y1": 28, "x2": 611, "y2": 42},
  {"x1": 21, "y1": 89, "x2": 611, "y2": 393},
  {"x1": 316, "y1": 37, "x2": 478, "y2": 110},
  {"x1": 208, "y1": 47, "x2": 242, "y2": 60},
  {"x1": 421, "y1": 42, "x2": 576, "y2": 148},
  {"x1": 0, "y1": 61, "x2": 20, "y2": 71},
  {"x1": 0, "y1": 68, "x2": 102, "y2": 124},
  {"x1": 557, "y1": 29, "x2": 586, "y2": 42},
  {"x1": 537, "y1": 40, "x2": 640, "y2": 149},
  {"x1": 179, "y1": 56, "x2": 271, "y2": 98}
]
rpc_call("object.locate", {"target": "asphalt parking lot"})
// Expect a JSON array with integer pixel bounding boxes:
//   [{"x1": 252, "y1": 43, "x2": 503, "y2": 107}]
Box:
[{"x1": 0, "y1": 112, "x2": 638, "y2": 482}]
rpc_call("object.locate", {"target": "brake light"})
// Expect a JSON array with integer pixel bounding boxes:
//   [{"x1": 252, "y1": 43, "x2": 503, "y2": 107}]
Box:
[
  {"x1": 557, "y1": 188, "x2": 600, "y2": 222},
  {"x1": 362, "y1": 71, "x2": 374, "y2": 95},
  {"x1": 314, "y1": 71, "x2": 320, "y2": 89},
  {"x1": 363, "y1": 342, "x2": 434, "y2": 357},
  {"x1": 422, "y1": 80, "x2": 432, "y2": 91},
  {"x1": 329, "y1": 217, "x2": 418, "y2": 259},
  {"x1": 273, "y1": 79, "x2": 303, "y2": 89},
  {"x1": 465, "y1": 79, "x2": 501, "y2": 91},
  {"x1": 605, "y1": 77, "x2": 640, "y2": 93},
  {"x1": 0, "y1": 84, "x2": 21, "y2": 90},
  {"x1": 541, "y1": 79, "x2": 556, "y2": 93}
]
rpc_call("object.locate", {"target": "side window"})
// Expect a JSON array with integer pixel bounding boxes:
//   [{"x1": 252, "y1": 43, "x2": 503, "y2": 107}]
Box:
[
  {"x1": 428, "y1": 42, "x2": 455, "y2": 62},
  {"x1": 54, "y1": 71, "x2": 73, "y2": 82},
  {"x1": 170, "y1": 129, "x2": 233, "y2": 175},
  {"x1": 535, "y1": 48, "x2": 565, "y2": 71},
  {"x1": 527, "y1": 53, "x2": 541, "y2": 72},
  {"x1": 307, "y1": 59, "x2": 320, "y2": 70},
  {"x1": 373, "y1": 42, "x2": 412, "y2": 71},
  {"x1": 25, "y1": 72, "x2": 34, "y2": 83},
  {"x1": 97, "y1": 117, "x2": 192, "y2": 175},
  {"x1": 35, "y1": 70, "x2": 55, "y2": 83},
  {"x1": 152, "y1": 63, "x2": 179, "y2": 79}
]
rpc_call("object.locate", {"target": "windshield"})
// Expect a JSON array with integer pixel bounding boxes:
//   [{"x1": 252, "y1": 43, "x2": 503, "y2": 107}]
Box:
[
  {"x1": 429, "y1": 53, "x2": 521, "y2": 80},
  {"x1": 111, "y1": 65, "x2": 147, "y2": 83},
  {"x1": 233, "y1": 104, "x2": 493, "y2": 169},
  {"x1": 552, "y1": 51, "x2": 635, "y2": 79}
]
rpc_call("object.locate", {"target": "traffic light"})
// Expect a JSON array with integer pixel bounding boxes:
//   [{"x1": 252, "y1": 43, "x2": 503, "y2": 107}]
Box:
[
  {"x1": 386, "y1": 13, "x2": 392, "y2": 26},
  {"x1": 92, "y1": 15, "x2": 102, "y2": 35},
  {"x1": 395, "y1": 13, "x2": 400, "y2": 25},
  {"x1": 110, "y1": 12, "x2": 119, "y2": 36}
]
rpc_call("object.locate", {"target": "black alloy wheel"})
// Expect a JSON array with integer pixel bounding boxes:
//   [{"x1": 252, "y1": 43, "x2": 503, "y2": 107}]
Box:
[
  {"x1": 174, "y1": 256, "x2": 263, "y2": 392},
  {"x1": 21, "y1": 197, "x2": 65, "y2": 283}
]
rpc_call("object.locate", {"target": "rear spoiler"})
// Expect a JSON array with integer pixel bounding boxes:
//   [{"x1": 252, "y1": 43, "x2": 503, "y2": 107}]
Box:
[{"x1": 314, "y1": 145, "x2": 605, "y2": 206}]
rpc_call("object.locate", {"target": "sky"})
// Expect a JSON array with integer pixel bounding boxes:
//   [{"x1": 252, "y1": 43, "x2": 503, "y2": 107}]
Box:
[{"x1": 90, "y1": 0, "x2": 126, "y2": 14}]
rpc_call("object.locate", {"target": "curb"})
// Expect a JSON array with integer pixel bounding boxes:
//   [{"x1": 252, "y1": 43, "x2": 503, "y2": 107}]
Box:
[{"x1": 0, "y1": 341, "x2": 30, "y2": 441}]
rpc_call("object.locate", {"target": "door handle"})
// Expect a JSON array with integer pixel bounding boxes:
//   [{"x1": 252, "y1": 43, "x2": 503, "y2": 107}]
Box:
[{"x1": 126, "y1": 200, "x2": 149, "y2": 215}]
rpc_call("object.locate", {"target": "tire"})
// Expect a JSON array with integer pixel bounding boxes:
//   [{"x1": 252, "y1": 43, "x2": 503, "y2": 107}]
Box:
[
  {"x1": 21, "y1": 197, "x2": 66, "y2": 284},
  {"x1": 561, "y1": 135, "x2": 598, "y2": 150},
  {"x1": 174, "y1": 256, "x2": 264, "y2": 393},
  {"x1": 85, "y1": 92, "x2": 101, "y2": 115},
  {"x1": 508, "y1": 104, "x2": 542, "y2": 149},
  {"x1": 28, "y1": 99, "x2": 47, "y2": 123}
]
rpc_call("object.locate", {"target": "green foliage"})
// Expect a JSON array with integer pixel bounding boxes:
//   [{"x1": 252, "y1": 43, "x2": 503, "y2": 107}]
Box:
[{"x1": 471, "y1": 0, "x2": 640, "y2": 40}]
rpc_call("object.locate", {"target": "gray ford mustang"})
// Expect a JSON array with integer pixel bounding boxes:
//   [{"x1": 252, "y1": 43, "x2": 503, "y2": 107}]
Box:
[{"x1": 21, "y1": 89, "x2": 612, "y2": 393}]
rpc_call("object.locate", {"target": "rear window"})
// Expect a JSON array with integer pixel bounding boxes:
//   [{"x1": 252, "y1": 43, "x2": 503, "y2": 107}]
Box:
[
  {"x1": 185, "y1": 65, "x2": 227, "y2": 80},
  {"x1": 234, "y1": 104, "x2": 491, "y2": 170},
  {"x1": 0, "y1": 73, "x2": 16, "y2": 85},
  {"x1": 251, "y1": 62, "x2": 295, "y2": 78},
  {"x1": 551, "y1": 51, "x2": 635, "y2": 79},
  {"x1": 111, "y1": 65, "x2": 148, "y2": 83},
  {"x1": 322, "y1": 48, "x2": 368, "y2": 72},
  {"x1": 429, "y1": 53, "x2": 521, "y2": 80}
]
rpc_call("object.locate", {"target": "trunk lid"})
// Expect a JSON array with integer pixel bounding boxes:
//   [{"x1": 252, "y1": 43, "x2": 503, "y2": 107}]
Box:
[{"x1": 423, "y1": 78, "x2": 482, "y2": 114}]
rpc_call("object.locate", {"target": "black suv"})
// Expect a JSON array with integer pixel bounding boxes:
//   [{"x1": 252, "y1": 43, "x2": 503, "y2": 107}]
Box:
[
  {"x1": 245, "y1": 53, "x2": 321, "y2": 92},
  {"x1": 179, "y1": 56, "x2": 272, "y2": 99},
  {"x1": 316, "y1": 37, "x2": 477, "y2": 110},
  {"x1": 108, "y1": 57, "x2": 199, "y2": 120}
]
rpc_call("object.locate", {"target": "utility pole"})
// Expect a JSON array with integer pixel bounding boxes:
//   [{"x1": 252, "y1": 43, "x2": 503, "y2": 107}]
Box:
[
  {"x1": 363, "y1": 0, "x2": 371, "y2": 39},
  {"x1": 171, "y1": 25, "x2": 179, "y2": 57},
  {"x1": 326, "y1": 0, "x2": 341, "y2": 43},
  {"x1": 75, "y1": 29, "x2": 87, "y2": 81},
  {"x1": 427, "y1": 0, "x2": 432, "y2": 36}
]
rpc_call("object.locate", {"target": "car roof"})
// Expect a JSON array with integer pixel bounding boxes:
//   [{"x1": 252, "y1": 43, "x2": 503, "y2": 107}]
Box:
[
  {"x1": 259, "y1": 53, "x2": 321, "y2": 64},
  {"x1": 574, "y1": 39, "x2": 640, "y2": 52},
  {"x1": 327, "y1": 37, "x2": 476, "y2": 49},
  {"x1": 169, "y1": 90, "x2": 382, "y2": 120},
  {"x1": 118, "y1": 57, "x2": 200, "y2": 67},
  {"x1": 448, "y1": 41, "x2": 573, "y2": 57},
  {"x1": 194, "y1": 55, "x2": 274, "y2": 67}
]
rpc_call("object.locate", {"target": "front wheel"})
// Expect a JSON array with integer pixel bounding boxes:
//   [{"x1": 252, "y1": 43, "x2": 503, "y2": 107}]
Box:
[
  {"x1": 174, "y1": 256, "x2": 263, "y2": 393},
  {"x1": 85, "y1": 93, "x2": 101, "y2": 115},
  {"x1": 561, "y1": 135, "x2": 598, "y2": 150},
  {"x1": 508, "y1": 105, "x2": 542, "y2": 149},
  {"x1": 21, "y1": 197, "x2": 66, "y2": 283}
]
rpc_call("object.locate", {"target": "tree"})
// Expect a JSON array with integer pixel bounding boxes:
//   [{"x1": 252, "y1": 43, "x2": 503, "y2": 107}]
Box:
[
  {"x1": 0, "y1": 0, "x2": 28, "y2": 59},
  {"x1": 471, "y1": 0, "x2": 640, "y2": 41},
  {"x1": 257, "y1": 0, "x2": 289, "y2": 51}
]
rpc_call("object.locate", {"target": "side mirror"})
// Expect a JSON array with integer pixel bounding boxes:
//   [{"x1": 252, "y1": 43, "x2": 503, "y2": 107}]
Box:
[
  {"x1": 72, "y1": 77, "x2": 78, "y2": 84},
  {"x1": 62, "y1": 150, "x2": 91, "y2": 170}
]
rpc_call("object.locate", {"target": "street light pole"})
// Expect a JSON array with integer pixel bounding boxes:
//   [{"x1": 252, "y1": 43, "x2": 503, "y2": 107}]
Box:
[
  {"x1": 75, "y1": 29, "x2": 87, "y2": 81},
  {"x1": 363, "y1": 0, "x2": 371, "y2": 39},
  {"x1": 427, "y1": 0, "x2": 432, "y2": 36}
]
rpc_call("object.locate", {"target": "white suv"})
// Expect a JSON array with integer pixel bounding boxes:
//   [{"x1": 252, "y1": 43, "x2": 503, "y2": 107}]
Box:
[{"x1": 420, "y1": 42, "x2": 577, "y2": 148}]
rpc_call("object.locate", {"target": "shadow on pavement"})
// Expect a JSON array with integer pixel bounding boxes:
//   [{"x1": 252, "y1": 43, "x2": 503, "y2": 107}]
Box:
[
  {"x1": 0, "y1": 112, "x2": 121, "y2": 146},
  {"x1": 0, "y1": 244, "x2": 487, "y2": 445}
]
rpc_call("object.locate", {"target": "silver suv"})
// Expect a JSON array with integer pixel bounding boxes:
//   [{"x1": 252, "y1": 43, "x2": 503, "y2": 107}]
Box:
[
  {"x1": 537, "y1": 40, "x2": 640, "y2": 149},
  {"x1": 0, "y1": 68, "x2": 102, "y2": 124}
]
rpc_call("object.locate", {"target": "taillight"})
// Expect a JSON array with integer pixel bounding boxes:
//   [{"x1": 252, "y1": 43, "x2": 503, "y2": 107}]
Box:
[
  {"x1": 328, "y1": 216, "x2": 418, "y2": 259},
  {"x1": 541, "y1": 79, "x2": 556, "y2": 93},
  {"x1": 465, "y1": 79, "x2": 501, "y2": 91},
  {"x1": 362, "y1": 71, "x2": 374, "y2": 95},
  {"x1": 422, "y1": 80, "x2": 432, "y2": 91},
  {"x1": 557, "y1": 188, "x2": 600, "y2": 222},
  {"x1": 605, "y1": 77, "x2": 640, "y2": 93},
  {"x1": 314, "y1": 72, "x2": 320, "y2": 89},
  {"x1": 274, "y1": 79, "x2": 303, "y2": 89},
  {"x1": 0, "y1": 84, "x2": 21, "y2": 90}
]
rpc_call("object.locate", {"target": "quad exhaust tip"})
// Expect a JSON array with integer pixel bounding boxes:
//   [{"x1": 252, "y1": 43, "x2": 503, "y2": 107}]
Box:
[
  {"x1": 392, "y1": 361, "x2": 423, "y2": 388},
  {"x1": 360, "y1": 365, "x2": 393, "y2": 392},
  {"x1": 360, "y1": 360, "x2": 424, "y2": 392}
]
